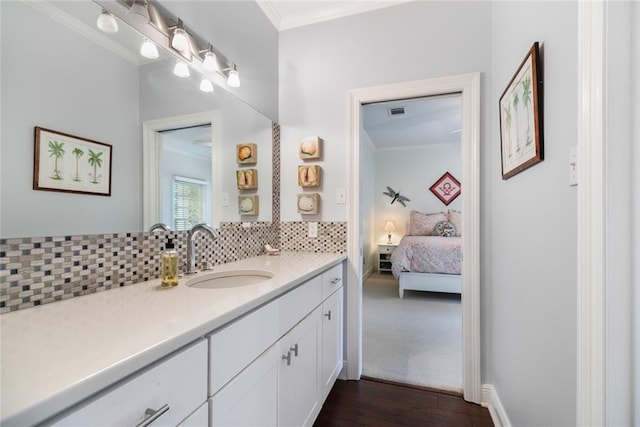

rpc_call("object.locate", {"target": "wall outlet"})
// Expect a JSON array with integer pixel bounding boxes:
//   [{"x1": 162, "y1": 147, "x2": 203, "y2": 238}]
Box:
[
  {"x1": 308, "y1": 222, "x2": 318, "y2": 238},
  {"x1": 242, "y1": 222, "x2": 251, "y2": 228}
]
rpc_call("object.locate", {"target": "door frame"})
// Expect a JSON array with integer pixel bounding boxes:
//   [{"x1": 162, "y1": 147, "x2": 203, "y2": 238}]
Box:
[
  {"x1": 142, "y1": 111, "x2": 222, "y2": 230},
  {"x1": 346, "y1": 73, "x2": 481, "y2": 403}
]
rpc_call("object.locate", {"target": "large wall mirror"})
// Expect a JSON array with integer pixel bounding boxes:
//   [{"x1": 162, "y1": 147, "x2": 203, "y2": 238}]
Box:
[{"x1": 0, "y1": 0, "x2": 275, "y2": 238}]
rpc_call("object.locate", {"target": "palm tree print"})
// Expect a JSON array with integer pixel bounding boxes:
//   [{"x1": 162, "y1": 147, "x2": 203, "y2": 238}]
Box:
[
  {"x1": 87, "y1": 149, "x2": 103, "y2": 184},
  {"x1": 503, "y1": 104, "x2": 513, "y2": 159},
  {"x1": 72, "y1": 147, "x2": 84, "y2": 182},
  {"x1": 521, "y1": 76, "x2": 532, "y2": 146},
  {"x1": 512, "y1": 92, "x2": 521, "y2": 153},
  {"x1": 48, "y1": 140, "x2": 65, "y2": 180}
]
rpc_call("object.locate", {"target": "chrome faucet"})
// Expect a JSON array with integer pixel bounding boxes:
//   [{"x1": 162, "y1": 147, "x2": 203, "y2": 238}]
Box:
[
  {"x1": 186, "y1": 223, "x2": 218, "y2": 275},
  {"x1": 149, "y1": 223, "x2": 171, "y2": 233}
]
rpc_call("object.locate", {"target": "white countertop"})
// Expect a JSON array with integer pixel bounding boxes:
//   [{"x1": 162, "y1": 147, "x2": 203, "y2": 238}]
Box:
[{"x1": 0, "y1": 252, "x2": 346, "y2": 426}]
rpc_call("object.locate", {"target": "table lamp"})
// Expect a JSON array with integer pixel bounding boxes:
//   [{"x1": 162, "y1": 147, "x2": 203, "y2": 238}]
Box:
[{"x1": 384, "y1": 220, "x2": 396, "y2": 244}]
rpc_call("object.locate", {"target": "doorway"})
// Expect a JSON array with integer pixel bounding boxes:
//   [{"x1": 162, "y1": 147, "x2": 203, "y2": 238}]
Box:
[
  {"x1": 346, "y1": 73, "x2": 481, "y2": 403},
  {"x1": 361, "y1": 94, "x2": 464, "y2": 391}
]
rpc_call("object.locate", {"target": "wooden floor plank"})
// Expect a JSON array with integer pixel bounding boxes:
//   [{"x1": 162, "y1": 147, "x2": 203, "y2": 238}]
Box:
[{"x1": 315, "y1": 378, "x2": 494, "y2": 427}]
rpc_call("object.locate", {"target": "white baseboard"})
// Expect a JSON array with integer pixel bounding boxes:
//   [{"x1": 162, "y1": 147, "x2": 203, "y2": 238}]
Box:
[{"x1": 481, "y1": 384, "x2": 512, "y2": 427}]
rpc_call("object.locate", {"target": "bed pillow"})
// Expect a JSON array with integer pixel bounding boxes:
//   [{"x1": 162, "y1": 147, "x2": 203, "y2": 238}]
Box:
[
  {"x1": 408, "y1": 210, "x2": 447, "y2": 236},
  {"x1": 433, "y1": 221, "x2": 457, "y2": 237},
  {"x1": 447, "y1": 209, "x2": 462, "y2": 237}
]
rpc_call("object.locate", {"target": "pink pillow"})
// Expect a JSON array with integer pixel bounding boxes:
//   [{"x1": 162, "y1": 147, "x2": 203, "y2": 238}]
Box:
[
  {"x1": 408, "y1": 210, "x2": 447, "y2": 236},
  {"x1": 447, "y1": 209, "x2": 462, "y2": 237}
]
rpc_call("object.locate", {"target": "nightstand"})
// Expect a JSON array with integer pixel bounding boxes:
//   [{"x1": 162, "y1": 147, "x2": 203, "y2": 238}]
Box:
[{"x1": 377, "y1": 244, "x2": 398, "y2": 274}]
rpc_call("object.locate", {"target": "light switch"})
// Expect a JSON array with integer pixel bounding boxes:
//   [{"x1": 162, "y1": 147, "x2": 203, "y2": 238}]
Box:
[
  {"x1": 308, "y1": 222, "x2": 318, "y2": 238},
  {"x1": 336, "y1": 188, "x2": 346, "y2": 204},
  {"x1": 569, "y1": 146, "x2": 578, "y2": 187},
  {"x1": 221, "y1": 192, "x2": 230, "y2": 206}
]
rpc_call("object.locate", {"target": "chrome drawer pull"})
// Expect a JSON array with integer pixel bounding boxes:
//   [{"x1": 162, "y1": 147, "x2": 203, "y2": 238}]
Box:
[
  {"x1": 282, "y1": 351, "x2": 292, "y2": 366},
  {"x1": 324, "y1": 310, "x2": 332, "y2": 321},
  {"x1": 330, "y1": 277, "x2": 341, "y2": 285},
  {"x1": 290, "y1": 343, "x2": 299, "y2": 357},
  {"x1": 136, "y1": 404, "x2": 170, "y2": 427}
]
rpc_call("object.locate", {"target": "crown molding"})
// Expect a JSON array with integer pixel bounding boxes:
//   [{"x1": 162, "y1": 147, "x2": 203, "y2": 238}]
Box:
[{"x1": 257, "y1": 0, "x2": 413, "y2": 31}]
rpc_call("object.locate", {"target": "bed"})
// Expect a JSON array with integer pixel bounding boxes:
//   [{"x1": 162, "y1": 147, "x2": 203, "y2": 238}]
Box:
[{"x1": 390, "y1": 210, "x2": 462, "y2": 298}]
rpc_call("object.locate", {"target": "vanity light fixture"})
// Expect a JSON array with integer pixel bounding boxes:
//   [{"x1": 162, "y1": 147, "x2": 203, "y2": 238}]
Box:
[
  {"x1": 226, "y1": 63, "x2": 240, "y2": 88},
  {"x1": 199, "y1": 77, "x2": 214, "y2": 93},
  {"x1": 96, "y1": 9, "x2": 118, "y2": 33},
  {"x1": 173, "y1": 60, "x2": 190, "y2": 78},
  {"x1": 171, "y1": 19, "x2": 190, "y2": 54},
  {"x1": 201, "y1": 45, "x2": 218, "y2": 72},
  {"x1": 140, "y1": 39, "x2": 159, "y2": 59},
  {"x1": 128, "y1": 0, "x2": 150, "y2": 25}
]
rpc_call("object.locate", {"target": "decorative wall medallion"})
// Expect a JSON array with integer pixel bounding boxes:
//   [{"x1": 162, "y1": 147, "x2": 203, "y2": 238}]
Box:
[
  {"x1": 236, "y1": 169, "x2": 258, "y2": 189},
  {"x1": 298, "y1": 165, "x2": 321, "y2": 187},
  {"x1": 297, "y1": 193, "x2": 320, "y2": 214},
  {"x1": 238, "y1": 195, "x2": 259, "y2": 215},
  {"x1": 429, "y1": 172, "x2": 461, "y2": 206}
]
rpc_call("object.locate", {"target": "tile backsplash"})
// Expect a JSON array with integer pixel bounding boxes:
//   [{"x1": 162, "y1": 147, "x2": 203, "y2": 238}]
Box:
[{"x1": 0, "y1": 221, "x2": 346, "y2": 313}]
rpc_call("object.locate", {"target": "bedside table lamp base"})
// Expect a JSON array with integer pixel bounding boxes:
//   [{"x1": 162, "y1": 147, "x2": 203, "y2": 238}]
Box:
[{"x1": 386, "y1": 234, "x2": 392, "y2": 245}]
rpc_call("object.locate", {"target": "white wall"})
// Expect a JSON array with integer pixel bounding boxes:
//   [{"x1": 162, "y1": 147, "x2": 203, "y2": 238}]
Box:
[
  {"x1": 360, "y1": 130, "x2": 376, "y2": 276},
  {"x1": 279, "y1": 1, "x2": 492, "y2": 222},
  {"x1": 373, "y1": 143, "x2": 461, "y2": 241},
  {"x1": 1, "y1": 2, "x2": 140, "y2": 237},
  {"x1": 490, "y1": 2, "x2": 577, "y2": 425}
]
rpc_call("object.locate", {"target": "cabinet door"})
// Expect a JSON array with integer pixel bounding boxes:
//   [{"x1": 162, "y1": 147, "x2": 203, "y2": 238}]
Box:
[
  {"x1": 52, "y1": 340, "x2": 207, "y2": 427},
  {"x1": 321, "y1": 288, "x2": 343, "y2": 400},
  {"x1": 210, "y1": 344, "x2": 279, "y2": 427},
  {"x1": 278, "y1": 308, "x2": 322, "y2": 427}
]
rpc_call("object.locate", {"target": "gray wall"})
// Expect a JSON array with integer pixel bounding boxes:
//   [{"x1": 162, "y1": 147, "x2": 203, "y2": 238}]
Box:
[
  {"x1": 1, "y1": 2, "x2": 141, "y2": 237},
  {"x1": 0, "y1": 0, "x2": 278, "y2": 239},
  {"x1": 490, "y1": 2, "x2": 578, "y2": 425}
]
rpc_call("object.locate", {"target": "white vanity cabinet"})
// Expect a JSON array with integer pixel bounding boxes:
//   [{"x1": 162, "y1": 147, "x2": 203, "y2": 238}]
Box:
[
  {"x1": 50, "y1": 340, "x2": 208, "y2": 427},
  {"x1": 209, "y1": 262, "x2": 344, "y2": 427}
]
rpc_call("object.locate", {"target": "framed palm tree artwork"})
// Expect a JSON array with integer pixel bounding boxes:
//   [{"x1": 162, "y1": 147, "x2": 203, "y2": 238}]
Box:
[
  {"x1": 499, "y1": 42, "x2": 543, "y2": 180},
  {"x1": 33, "y1": 127, "x2": 112, "y2": 196}
]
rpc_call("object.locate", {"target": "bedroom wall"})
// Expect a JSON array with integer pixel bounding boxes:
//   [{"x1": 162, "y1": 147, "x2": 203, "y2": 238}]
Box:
[
  {"x1": 360, "y1": 130, "x2": 377, "y2": 276},
  {"x1": 373, "y1": 143, "x2": 461, "y2": 241},
  {"x1": 489, "y1": 2, "x2": 578, "y2": 425}
]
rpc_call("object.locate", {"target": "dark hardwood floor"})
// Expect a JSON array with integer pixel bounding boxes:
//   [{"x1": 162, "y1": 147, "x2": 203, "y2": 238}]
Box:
[{"x1": 314, "y1": 377, "x2": 494, "y2": 427}]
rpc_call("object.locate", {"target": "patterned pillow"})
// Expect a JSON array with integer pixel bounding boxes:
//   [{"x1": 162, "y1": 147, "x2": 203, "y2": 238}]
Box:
[
  {"x1": 447, "y1": 209, "x2": 462, "y2": 237},
  {"x1": 433, "y1": 221, "x2": 457, "y2": 237},
  {"x1": 408, "y1": 210, "x2": 447, "y2": 236}
]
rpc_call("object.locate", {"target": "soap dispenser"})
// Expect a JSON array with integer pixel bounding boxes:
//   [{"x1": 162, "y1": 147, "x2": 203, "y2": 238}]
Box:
[{"x1": 161, "y1": 238, "x2": 178, "y2": 288}]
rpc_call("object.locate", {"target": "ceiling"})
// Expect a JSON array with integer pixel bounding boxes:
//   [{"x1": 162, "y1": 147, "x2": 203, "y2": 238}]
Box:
[
  {"x1": 362, "y1": 94, "x2": 462, "y2": 150},
  {"x1": 256, "y1": 0, "x2": 413, "y2": 31}
]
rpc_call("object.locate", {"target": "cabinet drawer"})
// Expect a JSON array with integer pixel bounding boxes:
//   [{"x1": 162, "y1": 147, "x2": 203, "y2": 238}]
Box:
[
  {"x1": 321, "y1": 264, "x2": 343, "y2": 300},
  {"x1": 52, "y1": 340, "x2": 207, "y2": 427},
  {"x1": 379, "y1": 245, "x2": 395, "y2": 254},
  {"x1": 209, "y1": 276, "x2": 322, "y2": 395}
]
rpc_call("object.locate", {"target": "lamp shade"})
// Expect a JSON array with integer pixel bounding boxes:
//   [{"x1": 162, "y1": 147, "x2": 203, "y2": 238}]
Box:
[
  {"x1": 96, "y1": 9, "x2": 118, "y2": 33},
  {"x1": 384, "y1": 221, "x2": 396, "y2": 233}
]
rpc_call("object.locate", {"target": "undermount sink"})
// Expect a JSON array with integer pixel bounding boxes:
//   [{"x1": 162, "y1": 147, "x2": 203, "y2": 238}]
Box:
[{"x1": 186, "y1": 270, "x2": 274, "y2": 289}]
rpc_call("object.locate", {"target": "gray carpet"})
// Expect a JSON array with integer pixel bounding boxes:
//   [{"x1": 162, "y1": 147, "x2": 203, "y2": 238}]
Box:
[{"x1": 362, "y1": 273, "x2": 463, "y2": 392}]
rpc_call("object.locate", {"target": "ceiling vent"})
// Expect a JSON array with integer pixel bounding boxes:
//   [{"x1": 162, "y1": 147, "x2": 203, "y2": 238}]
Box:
[{"x1": 388, "y1": 107, "x2": 405, "y2": 116}]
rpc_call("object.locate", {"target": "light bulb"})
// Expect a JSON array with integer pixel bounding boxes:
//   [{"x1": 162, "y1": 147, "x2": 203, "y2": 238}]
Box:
[
  {"x1": 199, "y1": 77, "x2": 214, "y2": 93},
  {"x1": 202, "y1": 51, "x2": 217, "y2": 72},
  {"x1": 171, "y1": 28, "x2": 189, "y2": 53},
  {"x1": 96, "y1": 9, "x2": 118, "y2": 33},
  {"x1": 227, "y1": 64, "x2": 240, "y2": 88},
  {"x1": 173, "y1": 60, "x2": 190, "y2": 78},
  {"x1": 140, "y1": 39, "x2": 159, "y2": 59}
]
